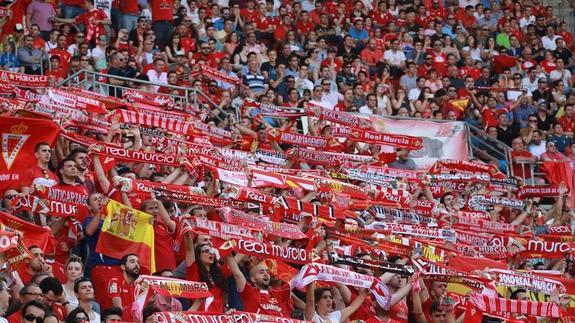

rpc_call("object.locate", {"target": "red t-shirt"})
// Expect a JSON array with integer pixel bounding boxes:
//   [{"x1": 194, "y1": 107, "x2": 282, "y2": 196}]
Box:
[
  {"x1": 49, "y1": 48, "x2": 71, "y2": 71},
  {"x1": 186, "y1": 263, "x2": 231, "y2": 312},
  {"x1": 149, "y1": 0, "x2": 173, "y2": 22},
  {"x1": 21, "y1": 165, "x2": 59, "y2": 189},
  {"x1": 512, "y1": 150, "x2": 533, "y2": 179},
  {"x1": 240, "y1": 283, "x2": 292, "y2": 317},
  {"x1": 350, "y1": 291, "x2": 374, "y2": 320},
  {"x1": 296, "y1": 20, "x2": 315, "y2": 35},
  {"x1": 240, "y1": 8, "x2": 258, "y2": 23},
  {"x1": 73, "y1": 8, "x2": 108, "y2": 43},
  {"x1": 481, "y1": 106, "x2": 507, "y2": 130},
  {"x1": 558, "y1": 116, "x2": 575, "y2": 134},
  {"x1": 106, "y1": 275, "x2": 135, "y2": 310},
  {"x1": 153, "y1": 221, "x2": 176, "y2": 271},
  {"x1": 390, "y1": 299, "x2": 409, "y2": 321},
  {"x1": 120, "y1": 0, "x2": 138, "y2": 14}
]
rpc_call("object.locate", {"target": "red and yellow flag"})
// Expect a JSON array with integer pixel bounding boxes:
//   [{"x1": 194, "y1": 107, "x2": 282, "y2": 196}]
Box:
[{"x1": 96, "y1": 200, "x2": 155, "y2": 272}]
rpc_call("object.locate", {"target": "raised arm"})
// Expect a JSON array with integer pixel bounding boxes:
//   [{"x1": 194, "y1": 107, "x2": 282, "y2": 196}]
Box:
[
  {"x1": 340, "y1": 288, "x2": 368, "y2": 322},
  {"x1": 226, "y1": 254, "x2": 246, "y2": 292},
  {"x1": 304, "y1": 282, "x2": 316, "y2": 321}
]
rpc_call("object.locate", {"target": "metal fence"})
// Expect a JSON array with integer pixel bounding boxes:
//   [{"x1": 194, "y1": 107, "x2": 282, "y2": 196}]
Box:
[{"x1": 57, "y1": 69, "x2": 234, "y2": 122}]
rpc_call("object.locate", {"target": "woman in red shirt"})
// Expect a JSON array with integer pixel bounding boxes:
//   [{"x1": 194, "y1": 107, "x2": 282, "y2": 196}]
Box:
[{"x1": 185, "y1": 237, "x2": 230, "y2": 312}]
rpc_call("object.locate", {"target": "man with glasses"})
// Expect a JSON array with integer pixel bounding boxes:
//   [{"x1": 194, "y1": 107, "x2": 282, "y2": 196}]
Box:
[
  {"x1": 19, "y1": 301, "x2": 45, "y2": 323},
  {"x1": 5, "y1": 283, "x2": 42, "y2": 321},
  {"x1": 1, "y1": 189, "x2": 19, "y2": 214}
]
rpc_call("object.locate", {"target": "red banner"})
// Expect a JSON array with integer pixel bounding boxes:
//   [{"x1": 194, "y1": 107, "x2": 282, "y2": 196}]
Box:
[
  {"x1": 0, "y1": 70, "x2": 49, "y2": 87},
  {"x1": 0, "y1": 117, "x2": 60, "y2": 192}
]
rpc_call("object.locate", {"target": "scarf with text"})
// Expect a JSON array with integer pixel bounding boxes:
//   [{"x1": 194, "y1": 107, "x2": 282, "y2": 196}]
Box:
[
  {"x1": 123, "y1": 89, "x2": 176, "y2": 110},
  {"x1": 267, "y1": 128, "x2": 329, "y2": 149},
  {"x1": 363, "y1": 223, "x2": 457, "y2": 243},
  {"x1": 133, "y1": 276, "x2": 211, "y2": 321},
  {"x1": 349, "y1": 129, "x2": 423, "y2": 150},
  {"x1": 220, "y1": 207, "x2": 307, "y2": 240},
  {"x1": 151, "y1": 311, "x2": 309, "y2": 323},
  {"x1": 287, "y1": 148, "x2": 368, "y2": 167},
  {"x1": 467, "y1": 194, "x2": 524, "y2": 210},
  {"x1": 191, "y1": 217, "x2": 259, "y2": 241},
  {"x1": 488, "y1": 269, "x2": 565, "y2": 295},
  {"x1": 330, "y1": 253, "x2": 414, "y2": 276},
  {"x1": 517, "y1": 186, "x2": 567, "y2": 198},
  {"x1": 293, "y1": 262, "x2": 375, "y2": 290},
  {"x1": 364, "y1": 206, "x2": 438, "y2": 227},
  {"x1": 429, "y1": 159, "x2": 499, "y2": 174},
  {"x1": 217, "y1": 238, "x2": 312, "y2": 265},
  {"x1": 46, "y1": 88, "x2": 108, "y2": 114},
  {"x1": 199, "y1": 65, "x2": 241, "y2": 85},
  {"x1": 0, "y1": 70, "x2": 49, "y2": 87}
]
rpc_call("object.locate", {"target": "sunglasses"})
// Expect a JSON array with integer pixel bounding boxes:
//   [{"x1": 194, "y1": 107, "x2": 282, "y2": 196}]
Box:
[
  {"x1": 24, "y1": 314, "x2": 44, "y2": 323},
  {"x1": 3, "y1": 195, "x2": 16, "y2": 200}
]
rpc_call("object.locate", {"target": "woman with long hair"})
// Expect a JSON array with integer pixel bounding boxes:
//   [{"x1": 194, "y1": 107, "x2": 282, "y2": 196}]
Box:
[
  {"x1": 63, "y1": 255, "x2": 84, "y2": 308},
  {"x1": 305, "y1": 283, "x2": 367, "y2": 323},
  {"x1": 185, "y1": 235, "x2": 230, "y2": 312},
  {"x1": 165, "y1": 34, "x2": 183, "y2": 63}
]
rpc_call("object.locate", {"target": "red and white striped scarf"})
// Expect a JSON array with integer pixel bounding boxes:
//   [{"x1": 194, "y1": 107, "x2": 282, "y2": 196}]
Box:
[
  {"x1": 469, "y1": 293, "x2": 568, "y2": 319},
  {"x1": 113, "y1": 109, "x2": 193, "y2": 135}
]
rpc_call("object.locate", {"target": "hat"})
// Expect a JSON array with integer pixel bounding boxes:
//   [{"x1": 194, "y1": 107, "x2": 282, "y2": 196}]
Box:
[
  {"x1": 327, "y1": 47, "x2": 336, "y2": 53},
  {"x1": 14, "y1": 24, "x2": 23, "y2": 32},
  {"x1": 538, "y1": 77, "x2": 548, "y2": 83},
  {"x1": 175, "y1": 50, "x2": 185, "y2": 57}
]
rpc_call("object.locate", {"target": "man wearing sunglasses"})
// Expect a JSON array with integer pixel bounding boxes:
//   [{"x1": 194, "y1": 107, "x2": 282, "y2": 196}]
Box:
[{"x1": 20, "y1": 300, "x2": 45, "y2": 323}]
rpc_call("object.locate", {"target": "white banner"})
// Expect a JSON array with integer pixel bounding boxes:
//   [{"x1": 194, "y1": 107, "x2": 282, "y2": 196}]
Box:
[{"x1": 367, "y1": 117, "x2": 468, "y2": 169}]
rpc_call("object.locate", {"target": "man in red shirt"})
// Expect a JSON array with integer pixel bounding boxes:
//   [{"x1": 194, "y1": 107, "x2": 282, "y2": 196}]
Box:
[
  {"x1": 141, "y1": 199, "x2": 177, "y2": 272},
  {"x1": 46, "y1": 55, "x2": 67, "y2": 83},
  {"x1": 16, "y1": 246, "x2": 50, "y2": 286},
  {"x1": 49, "y1": 35, "x2": 72, "y2": 71},
  {"x1": 50, "y1": 158, "x2": 89, "y2": 222},
  {"x1": 106, "y1": 254, "x2": 139, "y2": 317},
  {"x1": 360, "y1": 38, "x2": 384, "y2": 76},
  {"x1": 227, "y1": 256, "x2": 293, "y2": 317},
  {"x1": 21, "y1": 142, "x2": 59, "y2": 195},
  {"x1": 557, "y1": 105, "x2": 575, "y2": 136},
  {"x1": 54, "y1": 0, "x2": 111, "y2": 45},
  {"x1": 511, "y1": 137, "x2": 536, "y2": 181}
]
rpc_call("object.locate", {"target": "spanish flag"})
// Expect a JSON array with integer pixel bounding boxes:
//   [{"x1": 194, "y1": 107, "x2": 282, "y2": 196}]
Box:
[
  {"x1": 96, "y1": 200, "x2": 155, "y2": 273},
  {"x1": 448, "y1": 98, "x2": 470, "y2": 111}
]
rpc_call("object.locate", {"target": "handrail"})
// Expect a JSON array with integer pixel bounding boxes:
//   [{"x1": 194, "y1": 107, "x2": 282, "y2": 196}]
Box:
[{"x1": 57, "y1": 69, "x2": 233, "y2": 122}]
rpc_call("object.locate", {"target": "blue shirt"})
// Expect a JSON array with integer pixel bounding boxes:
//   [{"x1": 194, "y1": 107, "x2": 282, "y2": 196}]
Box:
[
  {"x1": 348, "y1": 28, "x2": 369, "y2": 42},
  {"x1": 82, "y1": 216, "x2": 120, "y2": 276}
]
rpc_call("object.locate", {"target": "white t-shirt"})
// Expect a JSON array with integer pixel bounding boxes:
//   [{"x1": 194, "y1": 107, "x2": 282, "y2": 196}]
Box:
[
  {"x1": 146, "y1": 70, "x2": 167, "y2": 92},
  {"x1": 359, "y1": 105, "x2": 374, "y2": 115},
  {"x1": 529, "y1": 141, "x2": 546, "y2": 159},
  {"x1": 312, "y1": 310, "x2": 342, "y2": 323},
  {"x1": 383, "y1": 50, "x2": 406, "y2": 67}
]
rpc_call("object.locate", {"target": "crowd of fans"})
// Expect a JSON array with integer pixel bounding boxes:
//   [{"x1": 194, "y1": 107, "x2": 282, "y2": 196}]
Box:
[{"x1": 0, "y1": 0, "x2": 574, "y2": 322}]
